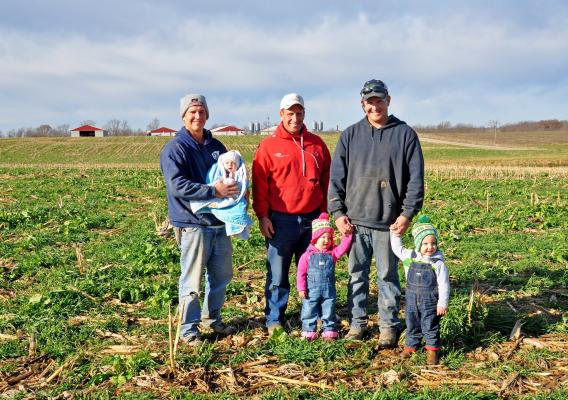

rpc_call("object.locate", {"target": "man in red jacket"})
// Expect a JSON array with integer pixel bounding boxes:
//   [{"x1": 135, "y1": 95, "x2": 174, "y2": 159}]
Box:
[{"x1": 252, "y1": 93, "x2": 331, "y2": 334}]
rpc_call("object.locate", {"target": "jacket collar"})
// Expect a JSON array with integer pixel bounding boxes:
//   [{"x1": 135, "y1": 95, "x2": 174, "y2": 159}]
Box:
[{"x1": 273, "y1": 122, "x2": 307, "y2": 140}]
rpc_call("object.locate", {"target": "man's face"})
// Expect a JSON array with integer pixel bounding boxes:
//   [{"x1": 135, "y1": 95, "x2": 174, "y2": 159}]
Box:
[
  {"x1": 182, "y1": 104, "x2": 207, "y2": 133},
  {"x1": 362, "y1": 96, "x2": 390, "y2": 127},
  {"x1": 279, "y1": 104, "x2": 305, "y2": 134}
]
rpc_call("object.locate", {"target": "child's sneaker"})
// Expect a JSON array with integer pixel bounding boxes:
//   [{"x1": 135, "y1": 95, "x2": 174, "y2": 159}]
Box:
[
  {"x1": 322, "y1": 330, "x2": 338, "y2": 341},
  {"x1": 301, "y1": 331, "x2": 319, "y2": 341}
]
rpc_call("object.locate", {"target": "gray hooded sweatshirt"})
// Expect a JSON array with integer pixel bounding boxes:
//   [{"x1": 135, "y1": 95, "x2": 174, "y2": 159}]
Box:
[{"x1": 328, "y1": 115, "x2": 424, "y2": 230}]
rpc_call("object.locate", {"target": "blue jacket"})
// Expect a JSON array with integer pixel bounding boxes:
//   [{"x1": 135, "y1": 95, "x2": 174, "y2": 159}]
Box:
[
  {"x1": 328, "y1": 115, "x2": 424, "y2": 230},
  {"x1": 160, "y1": 127, "x2": 227, "y2": 227}
]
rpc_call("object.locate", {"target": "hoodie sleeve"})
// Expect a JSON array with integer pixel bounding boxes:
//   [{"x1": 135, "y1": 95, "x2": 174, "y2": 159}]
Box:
[
  {"x1": 319, "y1": 140, "x2": 332, "y2": 213},
  {"x1": 390, "y1": 231, "x2": 414, "y2": 261},
  {"x1": 160, "y1": 142, "x2": 215, "y2": 200},
  {"x1": 251, "y1": 143, "x2": 270, "y2": 219},
  {"x1": 296, "y1": 251, "x2": 310, "y2": 293},
  {"x1": 327, "y1": 132, "x2": 348, "y2": 218},
  {"x1": 331, "y1": 234, "x2": 352, "y2": 261},
  {"x1": 401, "y1": 134, "x2": 424, "y2": 219},
  {"x1": 435, "y1": 260, "x2": 450, "y2": 309}
]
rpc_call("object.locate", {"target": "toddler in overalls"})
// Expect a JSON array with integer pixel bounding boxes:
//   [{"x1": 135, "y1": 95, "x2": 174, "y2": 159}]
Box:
[
  {"x1": 297, "y1": 213, "x2": 352, "y2": 341},
  {"x1": 390, "y1": 215, "x2": 449, "y2": 365}
]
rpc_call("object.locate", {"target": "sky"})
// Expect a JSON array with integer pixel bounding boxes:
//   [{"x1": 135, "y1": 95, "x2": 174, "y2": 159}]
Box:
[{"x1": 1, "y1": 0, "x2": 568, "y2": 133}]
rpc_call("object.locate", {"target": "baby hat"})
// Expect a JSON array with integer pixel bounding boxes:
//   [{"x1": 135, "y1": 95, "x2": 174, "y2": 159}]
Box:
[
  {"x1": 411, "y1": 215, "x2": 439, "y2": 252},
  {"x1": 220, "y1": 150, "x2": 242, "y2": 167},
  {"x1": 311, "y1": 213, "x2": 334, "y2": 243}
]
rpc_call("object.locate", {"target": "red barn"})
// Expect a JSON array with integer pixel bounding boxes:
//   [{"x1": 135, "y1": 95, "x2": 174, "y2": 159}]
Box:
[
  {"x1": 70, "y1": 124, "x2": 106, "y2": 137},
  {"x1": 148, "y1": 127, "x2": 177, "y2": 137}
]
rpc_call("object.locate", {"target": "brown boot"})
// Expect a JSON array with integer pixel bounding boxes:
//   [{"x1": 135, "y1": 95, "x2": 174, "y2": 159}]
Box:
[
  {"x1": 400, "y1": 347, "x2": 416, "y2": 359},
  {"x1": 426, "y1": 349, "x2": 439, "y2": 365}
]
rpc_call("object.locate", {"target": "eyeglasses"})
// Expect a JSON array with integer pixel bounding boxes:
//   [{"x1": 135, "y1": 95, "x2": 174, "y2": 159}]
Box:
[{"x1": 360, "y1": 79, "x2": 388, "y2": 96}]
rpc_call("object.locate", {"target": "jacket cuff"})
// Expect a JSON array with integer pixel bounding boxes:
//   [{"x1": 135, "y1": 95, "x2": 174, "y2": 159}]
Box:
[{"x1": 401, "y1": 209, "x2": 415, "y2": 219}]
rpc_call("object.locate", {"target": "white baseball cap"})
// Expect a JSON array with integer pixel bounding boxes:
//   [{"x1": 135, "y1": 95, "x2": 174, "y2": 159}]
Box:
[{"x1": 280, "y1": 93, "x2": 304, "y2": 110}]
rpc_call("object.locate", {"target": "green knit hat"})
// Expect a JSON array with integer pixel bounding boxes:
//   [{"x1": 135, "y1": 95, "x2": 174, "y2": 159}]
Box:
[{"x1": 411, "y1": 215, "x2": 439, "y2": 252}]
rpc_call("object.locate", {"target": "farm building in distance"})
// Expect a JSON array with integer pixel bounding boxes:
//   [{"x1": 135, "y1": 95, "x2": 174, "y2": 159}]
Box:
[
  {"x1": 211, "y1": 125, "x2": 245, "y2": 136},
  {"x1": 148, "y1": 127, "x2": 177, "y2": 137},
  {"x1": 260, "y1": 125, "x2": 278, "y2": 135},
  {"x1": 70, "y1": 124, "x2": 107, "y2": 137}
]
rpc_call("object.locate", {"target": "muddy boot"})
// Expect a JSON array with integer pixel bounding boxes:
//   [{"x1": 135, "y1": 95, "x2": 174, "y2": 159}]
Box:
[{"x1": 426, "y1": 349, "x2": 439, "y2": 365}]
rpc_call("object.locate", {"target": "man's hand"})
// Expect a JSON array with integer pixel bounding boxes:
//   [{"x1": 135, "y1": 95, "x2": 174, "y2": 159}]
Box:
[
  {"x1": 437, "y1": 306, "x2": 447, "y2": 316},
  {"x1": 335, "y1": 215, "x2": 353, "y2": 235},
  {"x1": 298, "y1": 291, "x2": 306, "y2": 299},
  {"x1": 259, "y1": 216, "x2": 275, "y2": 239},
  {"x1": 214, "y1": 180, "x2": 238, "y2": 198},
  {"x1": 389, "y1": 215, "x2": 411, "y2": 235}
]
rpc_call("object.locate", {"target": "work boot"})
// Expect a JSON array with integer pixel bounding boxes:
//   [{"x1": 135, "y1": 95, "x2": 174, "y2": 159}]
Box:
[
  {"x1": 378, "y1": 328, "x2": 398, "y2": 348},
  {"x1": 400, "y1": 347, "x2": 416, "y2": 359},
  {"x1": 209, "y1": 321, "x2": 237, "y2": 335},
  {"x1": 179, "y1": 333, "x2": 202, "y2": 347},
  {"x1": 426, "y1": 349, "x2": 440, "y2": 365},
  {"x1": 344, "y1": 326, "x2": 366, "y2": 340}
]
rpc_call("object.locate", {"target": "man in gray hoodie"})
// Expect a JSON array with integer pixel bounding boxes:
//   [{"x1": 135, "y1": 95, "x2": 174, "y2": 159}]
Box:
[{"x1": 328, "y1": 79, "x2": 424, "y2": 347}]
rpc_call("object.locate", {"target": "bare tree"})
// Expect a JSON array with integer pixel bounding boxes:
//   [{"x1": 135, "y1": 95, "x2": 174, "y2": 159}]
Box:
[
  {"x1": 35, "y1": 124, "x2": 53, "y2": 137},
  {"x1": 104, "y1": 119, "x2": 122, "y2": 136},
  {"x1": 487, "y1": 120, "x2": 499, "y2": 145},
  {"x1": 146, "y1": 118, "x2": 160, "y2": 132},
  {"x1": 55, "y1": 124, "x2": 70, "y2": 136},
  {"x1": 80, "y1": 120, "x2": 96, "y2": 126},
  {"x1": 120, "y1": 120, "x2": 132, "y2": 136}
]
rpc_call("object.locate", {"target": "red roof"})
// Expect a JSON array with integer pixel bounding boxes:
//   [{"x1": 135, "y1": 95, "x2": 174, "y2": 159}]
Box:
[
  {"x1": 149, "y1": 127, "x2": 177, "y2": 133},
  {"x1": 214, "y1": 125, "x2": 243, "y2": 132},
  {"x1": 71, "y1": 124, "x2": 103, "y2": 131}
]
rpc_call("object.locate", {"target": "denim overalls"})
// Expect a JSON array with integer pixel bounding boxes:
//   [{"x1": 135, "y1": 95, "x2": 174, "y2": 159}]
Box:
[
  {"x1": 301, "y1": 251, "x2": 337, "y2": 332},
  {"x1": 404, "y1": 260, "x2": 441, "y2": 350}
]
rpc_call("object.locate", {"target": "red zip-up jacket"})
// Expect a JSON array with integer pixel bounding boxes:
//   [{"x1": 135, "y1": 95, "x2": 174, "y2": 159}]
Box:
[{"x1": 252, "y1": 123, "x2": 331, "y2": 218}]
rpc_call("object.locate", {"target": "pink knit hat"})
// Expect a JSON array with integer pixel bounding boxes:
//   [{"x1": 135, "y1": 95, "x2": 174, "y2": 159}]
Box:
[{"x1": 311, "y1": 213, "x2": 334, "y2": 243}]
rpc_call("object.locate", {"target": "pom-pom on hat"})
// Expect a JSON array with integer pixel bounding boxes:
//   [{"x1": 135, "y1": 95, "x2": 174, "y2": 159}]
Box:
[
  {"x1": 411, "y1": 215, "x2": 439, "y2": 252},
  {"x1": 311, "y1": 213, "x2": 334, "y2": 243}
]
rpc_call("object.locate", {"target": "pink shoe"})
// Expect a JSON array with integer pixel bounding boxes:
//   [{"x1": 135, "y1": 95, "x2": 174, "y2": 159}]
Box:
[
  {"x1": 322, "y1": 330, "x2": 338, "y2": 341},
  {"x1": 302, "y1": 331, "x2": 319, "y2": 341}
]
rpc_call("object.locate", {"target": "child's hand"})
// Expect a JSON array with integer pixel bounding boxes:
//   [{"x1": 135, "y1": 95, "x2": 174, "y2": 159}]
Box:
[
  {"x1": 298, "y1": 291, "x2": 306, "y2": 299},
  {"x1": 437, "y1": 306, "x2": 447, "y2": 316}
]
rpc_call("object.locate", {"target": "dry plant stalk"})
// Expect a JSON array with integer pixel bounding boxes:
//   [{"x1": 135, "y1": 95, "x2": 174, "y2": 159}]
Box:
[
  {"x1": 173, "y1": 299, "x2": 186, "y2": 357},
  {"x1": 467, "y1": 286, "x2": 476, "y2": 325},
  {"x1": 74, "y1": 243, "x2": 84, "y2": 273},
  {"x1": 168, "y1": 306, "x2": 175, "y2": 371},
  {"x1": 28, "y1": 334, "x2": 36, "y2": 357}
]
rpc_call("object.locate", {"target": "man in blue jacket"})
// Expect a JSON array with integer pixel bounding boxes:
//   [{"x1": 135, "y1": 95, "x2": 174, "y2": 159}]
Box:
[
  {"x1": 328, "y1": 80, "x2": 424, "y2": 347},
  {"x1": 160, "y1": 94, "x2": 239, "y2": 345}
]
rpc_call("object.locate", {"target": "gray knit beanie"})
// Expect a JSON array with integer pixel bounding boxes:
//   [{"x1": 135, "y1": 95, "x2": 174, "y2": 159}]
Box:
[{"x1": 180, "y1": 94, "x2": 209, "y2": 119}]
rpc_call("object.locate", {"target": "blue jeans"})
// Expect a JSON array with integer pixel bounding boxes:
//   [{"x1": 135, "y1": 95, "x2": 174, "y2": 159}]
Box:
[
  {"x1": 405, "y1": 262, "x2": 441, "y2": 349},
  {"x1": 347, "y1": 225, "x2": 401, "y2": 331},
  {"x1": 175, "y1": 226, "x2": 233, "y2": 339},
  {"x1": 265, "y1": 210, "x2": 318, "y2": 328},
  {"x1": 301, "y1": 252, "x2": 337, "y2": 332}
]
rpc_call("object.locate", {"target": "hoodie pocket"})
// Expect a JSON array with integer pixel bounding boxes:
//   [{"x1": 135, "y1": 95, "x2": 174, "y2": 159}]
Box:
[{"x1": 346, "y1": 177, "x2": 397, "y2": 224}]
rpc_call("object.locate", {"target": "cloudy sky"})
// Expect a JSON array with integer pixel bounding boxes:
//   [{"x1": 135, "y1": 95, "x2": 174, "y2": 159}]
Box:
[{"x1": 1, "y1": 0, "x2": 568, "y2": 133}]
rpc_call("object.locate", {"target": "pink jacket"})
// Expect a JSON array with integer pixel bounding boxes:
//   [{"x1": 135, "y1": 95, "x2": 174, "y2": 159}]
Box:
[{"x1": 296, "y1": 234, "x2": 352, "y2": 293}]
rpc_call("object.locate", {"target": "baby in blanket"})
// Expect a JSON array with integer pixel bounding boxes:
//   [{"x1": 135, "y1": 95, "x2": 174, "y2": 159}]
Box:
[{"x1": 190, "y1": 150, "x2": 253, "y2": 239}]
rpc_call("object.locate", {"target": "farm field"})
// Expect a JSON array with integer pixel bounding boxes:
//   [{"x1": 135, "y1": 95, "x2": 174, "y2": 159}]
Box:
[{"x1": 1, "y1": 134, "x2": 567, "y2": 399}]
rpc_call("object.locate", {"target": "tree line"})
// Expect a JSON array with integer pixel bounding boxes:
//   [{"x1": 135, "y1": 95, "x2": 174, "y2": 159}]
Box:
[
  {"x1": 415, "y1": 119, "x2": 568, "y2": 133},
  {"x1": 0, "y1": 118, "x2": 163, "y2": 138}
]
